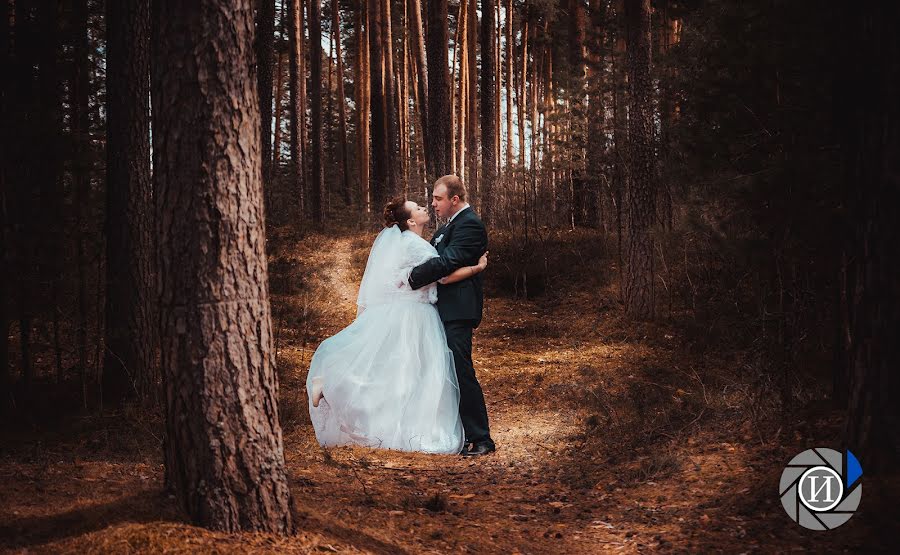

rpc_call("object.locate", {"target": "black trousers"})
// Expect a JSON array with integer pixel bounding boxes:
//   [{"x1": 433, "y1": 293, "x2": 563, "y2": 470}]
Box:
[{"x1": 444, "y1": 320, "x2": 493, "y2": 446}]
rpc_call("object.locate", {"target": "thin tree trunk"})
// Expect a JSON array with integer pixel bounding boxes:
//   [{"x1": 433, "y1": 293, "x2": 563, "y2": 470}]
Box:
[
  {"x1": 369, "y1": 0, "x2": 389, "y2": 203},
  {"x1": 9, "y1": 0, "x2": 35, "y2": 399},
  {"x1": 450, "y1": 0, "x2": 462, "y2": 176},
  {"x1": 37, "y1": 0, "x2": 65, "y2": 388},
  {"x1": 273, "y1": 51, "x2": 286, "y2": 170},
  {"x1": 400, "y1": 0, "x2": 410, "y2": 194},
  {"x1": 309, "y1": 0, "x2": 324, "y2": 220},
  {"x1": 383, "y1": 0, "x2": 400, "y2": 195},
  {"x1": 310, "y1": 0, "x2": 326, "y2": 216},
  {"x1": 480, "y1": 0, "x2": 497, "y2": 224},
  {"x1": 612, "y1": 0, "x2": 627, "y2": 291},
  {"x1": 466, "y1": 0, "x2": 477, "y2": 204},
  {"x1": 105, "y1": 0, "x2": 154, "y2": 405},
  {"x1": 151, "y1": 0, "x2": 295, "y2": 532},
  {"x1": 289, "y1": 0, "x2": 307, "y2": 212},
  {"x1": 408, "y1": 0, "x2": 429, "y2": 171},
  {"x1": 258, "y1": 0, "x2": 275, "y2": 192},
  {"x1": 0, "y1": 0, "x2": 8, "y2": 402},
  {"x1": 623, "y1": 0, "x2": 655, "y2": 319},
  {"x1": 426, "y1": 0, "x2": 451, "y2": 178},
  {"x1": 332, "y1": 1, "x2": 352, "y2": 206},
  {"x1": 357, "y1": 0, "x2": 371, "y2": 211}
]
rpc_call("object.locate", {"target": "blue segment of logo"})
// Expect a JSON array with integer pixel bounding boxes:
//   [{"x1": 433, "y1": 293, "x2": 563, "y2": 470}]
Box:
[{"x1": 846, "y1": 450, "x2": 862, "y2": 487}]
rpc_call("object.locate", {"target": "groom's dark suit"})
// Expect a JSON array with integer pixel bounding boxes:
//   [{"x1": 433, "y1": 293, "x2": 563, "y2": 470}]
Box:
[{"x1": 408, "y1": 206, "x2": 493, "y2": 447}]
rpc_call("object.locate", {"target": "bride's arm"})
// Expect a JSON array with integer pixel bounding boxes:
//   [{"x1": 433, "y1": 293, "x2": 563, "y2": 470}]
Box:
[{"x1": 438, "y1": 252, "x2": 488, "y2": 285}]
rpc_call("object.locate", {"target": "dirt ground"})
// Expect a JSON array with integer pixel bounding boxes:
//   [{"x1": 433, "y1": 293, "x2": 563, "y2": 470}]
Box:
[{"x1": 1, "y1": 229, "x2": 896, "y2": 553}]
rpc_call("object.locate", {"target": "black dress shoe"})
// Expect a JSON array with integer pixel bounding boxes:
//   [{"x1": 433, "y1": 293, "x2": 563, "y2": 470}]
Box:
[{"x1": 462, "y1": 441, "x2": 496, "y2": 457}]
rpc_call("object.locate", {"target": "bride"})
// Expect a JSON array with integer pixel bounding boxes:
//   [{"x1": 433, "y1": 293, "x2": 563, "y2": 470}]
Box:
[{"x1": 306, "y1": 197, "x2": 487, "y2": 454}]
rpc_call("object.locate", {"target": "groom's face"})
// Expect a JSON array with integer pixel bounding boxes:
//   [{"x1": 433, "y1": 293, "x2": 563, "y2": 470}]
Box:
[{"x1": 431, "y1": 184, "x2": 459, "y2": 220}]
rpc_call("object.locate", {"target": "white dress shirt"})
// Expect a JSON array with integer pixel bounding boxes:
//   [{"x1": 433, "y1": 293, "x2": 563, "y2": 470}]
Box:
[{"x1": 447, "y1": 203, "x2": 470, "y2": 224}]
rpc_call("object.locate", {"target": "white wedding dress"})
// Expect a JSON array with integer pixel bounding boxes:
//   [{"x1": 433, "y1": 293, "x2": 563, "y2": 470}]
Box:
[{"x1": 306, "y1": 225, "x2": 465, "y2": 454}]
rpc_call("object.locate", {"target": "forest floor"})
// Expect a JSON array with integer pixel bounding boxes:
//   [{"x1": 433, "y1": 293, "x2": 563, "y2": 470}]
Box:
[{"x1": 1, "y1": 227, "x2": 896, "y2": 553}]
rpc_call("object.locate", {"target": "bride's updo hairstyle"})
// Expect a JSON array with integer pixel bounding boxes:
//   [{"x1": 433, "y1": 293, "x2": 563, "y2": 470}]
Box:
[{"x1": 383, "y1": 196, "x2": 412, "y2": 231}]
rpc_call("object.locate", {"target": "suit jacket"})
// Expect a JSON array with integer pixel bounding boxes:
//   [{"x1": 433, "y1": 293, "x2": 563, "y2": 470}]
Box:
[{"x1": 408, "y1": 206, "x2": 487, "y2": 327}]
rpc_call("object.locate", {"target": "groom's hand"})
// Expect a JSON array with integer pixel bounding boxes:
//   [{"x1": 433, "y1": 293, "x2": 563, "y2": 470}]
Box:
[{"x1": 409, "y1": 219, "x2": 487, "y2": 290}]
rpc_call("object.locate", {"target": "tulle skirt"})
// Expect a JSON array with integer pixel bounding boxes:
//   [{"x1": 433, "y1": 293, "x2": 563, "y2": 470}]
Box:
[{"x1": 306, "y1": 300, "x2": 465, "y2": 454}]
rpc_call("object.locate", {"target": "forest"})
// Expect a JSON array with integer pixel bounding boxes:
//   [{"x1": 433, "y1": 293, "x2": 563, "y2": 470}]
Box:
[{"x1": 1, "y1": 0, "x2": 898, "y2": 552}]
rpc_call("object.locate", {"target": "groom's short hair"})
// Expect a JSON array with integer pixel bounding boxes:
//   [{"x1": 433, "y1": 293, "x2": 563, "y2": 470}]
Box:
[{"x1": 435, "y1": 174, "x2": 466, "y2": 202}]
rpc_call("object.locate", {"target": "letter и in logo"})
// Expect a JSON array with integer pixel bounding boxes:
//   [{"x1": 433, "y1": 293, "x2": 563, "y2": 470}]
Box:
[{"x1": 779, "y1": 448, "x2": 862, "y2": 530}]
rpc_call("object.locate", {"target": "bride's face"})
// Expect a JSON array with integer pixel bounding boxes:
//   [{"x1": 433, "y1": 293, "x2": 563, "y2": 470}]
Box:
[{"x1": 406, "y1": 201, "x2": 430, "y2": 229}]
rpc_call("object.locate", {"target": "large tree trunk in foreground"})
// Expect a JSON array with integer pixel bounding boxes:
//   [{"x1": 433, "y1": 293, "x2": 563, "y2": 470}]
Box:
[
  {"x1": 840, "y1": 2, "x2": 900, "y2": 470},
  {"x1": 623, "y1": 0, "x2": 655, "y2": 320},
  {"x1": 151, "y1": 0, "x2": 294, "y2": 533},
  {"x1": 104, "y1": 0, "x2": 155, "y2": 405}
]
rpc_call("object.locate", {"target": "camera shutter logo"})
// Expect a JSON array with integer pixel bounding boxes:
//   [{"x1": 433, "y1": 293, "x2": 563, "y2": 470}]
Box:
[{"x1": 779, "y1": 448, "x2": 862, "y2": 530}]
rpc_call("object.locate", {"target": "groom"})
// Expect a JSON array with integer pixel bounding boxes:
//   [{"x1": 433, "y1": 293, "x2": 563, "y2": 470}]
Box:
[{"x1": 408, "y1": 175, "x2": 496, "y2": 456}]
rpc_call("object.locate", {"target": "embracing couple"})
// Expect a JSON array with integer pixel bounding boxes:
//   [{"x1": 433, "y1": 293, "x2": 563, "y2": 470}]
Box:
[{"x1": 306, "y1": 174, "x2": 496, "y2": 457}]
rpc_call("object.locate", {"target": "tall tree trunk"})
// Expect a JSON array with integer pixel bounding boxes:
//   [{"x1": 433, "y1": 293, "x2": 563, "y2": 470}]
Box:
[
  {"x1": 623, "y1": 0, "x2": 655, "y2": 319},
  {"x1": 841, "y1": 2, "x2": 900, "y2": 469},
  {"x1": 309, "y1": 0, "x2": 324, "y2": 220},
  {"x1": 449, "y1": 0, "x2": 460, "y2": 176},
  {"x1": 273, "y1": 51, "x2": 286, "y2": 170},
  {"x1": 151, "y1": 0, "x2": 295, "y2": 532},
  {"x1": 383, "y1": 0, "x2": 400, "y2": 195},
  {"x1": 497, "y1": 0, "x2": 515, "y2": 222},
  {"x1": 455, "y1": 0, "x2": 467, "y2": 180},
  {"x1": 0, "y1": 0, "x2": 8, "y2": 404},
  {"x1": 466, "y1": 0, "x2": 477, "y2": 204},
  {"x1": 10, "y1": 0, "x2": 35, "y2": 398},
  {"x1": 105, "y1": 0, "x2": 155, "y2": 405},
  {"x1": 332, "y1": 0, "x2": 352, "y2": 205},
  {"x1": 257, "y1": 0, "x2": 275, "y2": 194},
  {"x1": 400, "y1": 0, "x2": 409, "y2": 193},
  {"x1": 426, "y1": 0, "x2": 451, "y2": 179},
  {"x1": 357, "y1": 0, "x2": 371, "y2": 211},
  {"x1": 289, "y1": 0, "x2": 306, "y2": 212},
  {"x1": 480, "y1": 0, "x2": 497, "y2": 224},
  {"x1": 37, "y1": 0, "x2": 64, "y2": 387},
  {"x1": 585, "y1": 0, "x2": 608, "y2": 230},
  {"x1": 74, "y1": 0, "x2": 91, "y2": 403},
  {"x1": 408, "y1": 0, "x2": 429, "y2": 171},
  {"x1": 612, "y1": 0, "x2": 627, "y2": 290},
  {"x1": 368, "y1": 0, "x2": 389, "y2": 204}
]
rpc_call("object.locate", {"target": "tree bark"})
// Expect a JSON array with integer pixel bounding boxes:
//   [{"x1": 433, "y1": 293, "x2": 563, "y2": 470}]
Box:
[
  {"x1": 257, "y1": 0, "x2": 275, "y2": 192},
  {"x1": 369, "y1": 0, "x2": 389, "y2": 204},
  {"x1": 840, "y1": 2, "x2": 900, "y2": 469},
  {"x1": 105, "y1": 0, "x2": 155, "y2": 405},
  {"x1": 426, "y1": 0, "x2": 452, "y2": 179},
  {"x1": 480, "y1": 0, "x2": 497, "y2": 224},
  {"x1": 0, "y1": 0, "x2": 8, "y2": 404},
  {"x1": 466, "y1": 0, "x2": 477, "y2": 204},
  {"x1": 151, "y1": 0, "x2": 295, "y2": 532},
  {"x1": 309, "y1": 0, "x2": 324, "y2": 220},
  {"x1": 37, "y1": 0, "x2": 64, "y2": 388},
  {"x1": 623, "y1": 0, "x2": 655, "y2": 319},
  {"x1": 357, "y1": 0, "x2": 371, "y2": 211},
  {"x1": 289, "y1": 0, "x2": 307, "y2": 212},
  {"x1": 332, "y1": 0, "x2": 352, "y2": 205},
  {"x1": 273, "y1": 51, "x2": 286, "y2": 169},
  {"x1": 408, "y1": 0, "x2": 429, "y2": 171},
  {"x1": 383, "y1": 0, "x2": 400, "y2": 195}
]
